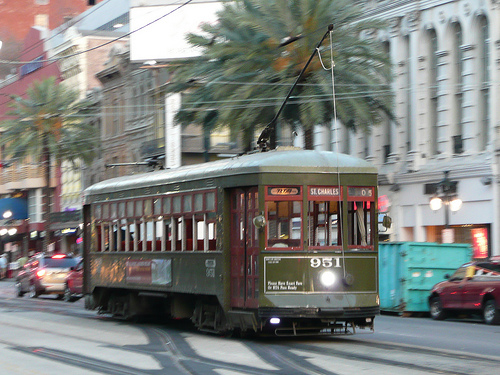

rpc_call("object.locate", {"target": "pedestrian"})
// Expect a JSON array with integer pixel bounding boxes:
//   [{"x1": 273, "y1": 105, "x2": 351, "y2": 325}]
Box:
[{"x1": 0, "y1": 254, "x2": 7, "y2": 279}]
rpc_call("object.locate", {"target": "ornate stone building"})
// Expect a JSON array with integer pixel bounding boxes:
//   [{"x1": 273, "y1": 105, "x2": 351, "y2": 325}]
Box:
[{"x1": 322, "y1": 0, "x2": 500, "y2": 257}]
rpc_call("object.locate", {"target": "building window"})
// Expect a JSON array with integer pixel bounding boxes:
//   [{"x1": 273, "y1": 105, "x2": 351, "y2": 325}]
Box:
[
  {"x1": 428, "y1": 28, "x2": 438, "y2": 156},
  {"x1": 452, "y1": 22, "x2": 463, "y2": 154},
  {"x1": 382, "y1": 40, "x2": 392, "y2": 163},
  {"x1": 477, "y1": 16, "x2": 490, "y2": 151},
  {"x1": 404, "y1": 35, "x2": 412, "y2": 152},
  {"x1": 34, "y1": 14, "x2": 49, "y2": 28},
  {"x1": 112, "y1": 97, "x2": 119, "y2": 136},
  {"x1": 28, "y1": 190, "x2": 40, "y2": 222}
]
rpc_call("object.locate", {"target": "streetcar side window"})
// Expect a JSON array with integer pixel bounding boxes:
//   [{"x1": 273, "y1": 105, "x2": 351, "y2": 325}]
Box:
[
  {"x1": 90, "y1": 190, "x2": 217, "y2": 253},
  {"x1": 195, "y1": 213, "x2": 216, "y2": 251}
]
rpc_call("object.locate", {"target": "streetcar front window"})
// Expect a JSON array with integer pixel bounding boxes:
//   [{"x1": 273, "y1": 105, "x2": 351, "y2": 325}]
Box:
[
  {"x1": 347, "y1": 201, "x2": 374, "y2": 249},
  {"x1": 308, "y1": 200, "x2": 341, "y2": 248},
  {"x1": 266, "y1": 200, "x2": 302, "y2": 249}
]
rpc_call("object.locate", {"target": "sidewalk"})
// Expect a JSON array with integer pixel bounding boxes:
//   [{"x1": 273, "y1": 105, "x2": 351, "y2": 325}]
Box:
[{"x1": 0, "y1": 278, "x2": 17, "y2": 299}]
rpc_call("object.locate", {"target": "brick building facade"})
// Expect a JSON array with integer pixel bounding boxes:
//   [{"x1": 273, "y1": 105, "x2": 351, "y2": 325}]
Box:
[{"x1": 0, "y1": 0, "x2": 103, "y2": 78}]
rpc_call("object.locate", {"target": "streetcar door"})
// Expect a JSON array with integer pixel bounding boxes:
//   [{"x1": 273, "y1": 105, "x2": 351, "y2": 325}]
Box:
[{"x1": 230, "y1": 187, "x2": 260, "y2": 309}]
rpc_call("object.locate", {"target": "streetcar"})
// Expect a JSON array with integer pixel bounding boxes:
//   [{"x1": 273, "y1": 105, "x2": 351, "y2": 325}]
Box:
[{"x1": 82, "y1": 148, "x2": 382, "y2": 335}]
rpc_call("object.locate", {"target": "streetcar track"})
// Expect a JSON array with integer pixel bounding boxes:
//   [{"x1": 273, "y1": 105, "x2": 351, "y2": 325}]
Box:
[
  {"x1": 248, "y1": 341, "x2": 338, "y2": 375},
  {"x1": 329, "y1": 337, "x2": 500, "y2": 364},
  {"x1": 281, "y1": 338, "x2": 498, "y2": 375},
  {"x1": 2, "y1": 294, "x2": 500, "y2": 375},
  {"x1": 151, "y1": 327, "x2": 271, "y2": 375},
  {"x1": 12, "y1": 346, "x2": 151, "y2": 375}
]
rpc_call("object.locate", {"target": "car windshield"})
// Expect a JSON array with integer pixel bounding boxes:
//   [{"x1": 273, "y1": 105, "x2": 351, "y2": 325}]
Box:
[
  {"x1": 476, "y1": 263, "x2": 500, "y2": 275},
  {"x1": 450, "y1": 267, "x2": 467, "y2": 281},
  {"x1": 43, "y1": 257, "x2": 77, "y2": 268}
]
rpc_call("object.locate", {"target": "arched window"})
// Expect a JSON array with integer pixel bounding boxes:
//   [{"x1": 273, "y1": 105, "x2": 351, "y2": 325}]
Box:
[
  {"x1": 451, "y1": 22, "x2": 463, "y2": 154},
  {"x1": 404, "y1": 34, "x2": 412, "y2": 152},
  {"x1": 427, "y1": 28, "x2": 438, "y2": 156},
  {"x1": 382, "y1": 40, "x2": 392, "y2": 163},
  {"x1": 477, "y1": 16, "x2": 490, "y2": 151}
]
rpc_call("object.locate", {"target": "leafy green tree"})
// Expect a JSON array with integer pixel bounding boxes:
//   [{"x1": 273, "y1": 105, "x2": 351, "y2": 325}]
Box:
[
  {"x1": 0, "y1": 76, "x2": 98, "y2": 250},
  {"x1": 168, "y1": 0, "x2": 393, "y2": 151}
]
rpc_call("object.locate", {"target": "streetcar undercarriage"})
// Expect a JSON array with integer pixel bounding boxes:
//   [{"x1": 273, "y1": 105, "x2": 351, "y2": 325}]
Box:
[{"x1": 86, "y1": 287, "x2": 376, "y2": 336}]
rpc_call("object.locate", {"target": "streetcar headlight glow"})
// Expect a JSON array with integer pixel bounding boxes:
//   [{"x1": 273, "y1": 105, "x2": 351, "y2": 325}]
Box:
[
  {"x1": 320, "y1": 270, "x2": 336, "y2": 287},
  {"x1": 270, "y1": 317, "x2": 280, "y2": 325}
]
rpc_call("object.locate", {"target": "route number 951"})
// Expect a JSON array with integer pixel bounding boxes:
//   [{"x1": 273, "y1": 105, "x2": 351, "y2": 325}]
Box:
[{"x1": 310, "y1": 257, "x2": 341, "y2": 268}]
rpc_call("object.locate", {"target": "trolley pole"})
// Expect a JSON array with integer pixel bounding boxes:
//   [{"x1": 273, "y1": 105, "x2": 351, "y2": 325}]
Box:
[{"x1": 257, "y1": 24, "x2": 334, "y2": 151}]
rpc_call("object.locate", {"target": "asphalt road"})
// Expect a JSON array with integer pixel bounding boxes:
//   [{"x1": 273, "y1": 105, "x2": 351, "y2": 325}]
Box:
[
  {"x1": 362, "y1": 311, "x2": 500, "y2": 358},
  {"x1": 1, "y1": 278, "x2": 499, "y2": 375}
]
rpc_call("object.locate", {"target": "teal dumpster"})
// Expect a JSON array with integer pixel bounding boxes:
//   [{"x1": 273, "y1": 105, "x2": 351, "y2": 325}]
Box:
[{"x1": 379, "y1": 242, "x2": 472, "y2": 313}]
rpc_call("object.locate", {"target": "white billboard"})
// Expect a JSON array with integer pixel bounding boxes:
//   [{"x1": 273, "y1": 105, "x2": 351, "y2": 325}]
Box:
[
  {"x1": 130, "y1": 0, "x2": 222, "y2": 62},
  {"x1": 165, "y1": 93, "x2": 182, "y2": 169}
]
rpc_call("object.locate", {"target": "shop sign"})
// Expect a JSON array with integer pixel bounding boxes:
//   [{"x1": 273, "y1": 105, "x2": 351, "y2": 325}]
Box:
[{"x1": 472, "y1": 228, "x2": 488, "y2": 259}]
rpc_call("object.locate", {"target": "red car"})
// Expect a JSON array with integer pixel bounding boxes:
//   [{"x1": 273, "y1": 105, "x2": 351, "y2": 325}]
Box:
[
  {"x1": 429, "y1": 259, "x2": 500, "y2": 324},
  {"x1": 64, "y1": 259, "x2": 83, "y2": 302}
]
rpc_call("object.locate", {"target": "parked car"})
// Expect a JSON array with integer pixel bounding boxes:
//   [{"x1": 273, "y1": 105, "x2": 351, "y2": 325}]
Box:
[
  {"x1": 16, "y1": 253, "x2": 79, "y2": 299},
  {"x1": 428, "y1": 259, "x2": 500, "y2": 324},
  {"x1": 64, "y1": 258, "x2": 83, "y2": 302}
]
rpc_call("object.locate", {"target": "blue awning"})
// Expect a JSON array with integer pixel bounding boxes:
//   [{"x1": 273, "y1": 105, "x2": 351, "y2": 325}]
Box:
[{"x1": 0, "y1": 198, "x2": 28, "y2": 220}]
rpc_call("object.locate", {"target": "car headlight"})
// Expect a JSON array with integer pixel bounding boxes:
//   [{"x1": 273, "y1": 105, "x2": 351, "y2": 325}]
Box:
[{"x1": 319, "y1": 270, "x2": 336, "y2": 287}]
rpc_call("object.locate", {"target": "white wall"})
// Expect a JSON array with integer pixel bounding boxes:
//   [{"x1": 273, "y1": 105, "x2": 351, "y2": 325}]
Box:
[{"x1": 130, "y1": 0, "x2": 222, "y2": 62}]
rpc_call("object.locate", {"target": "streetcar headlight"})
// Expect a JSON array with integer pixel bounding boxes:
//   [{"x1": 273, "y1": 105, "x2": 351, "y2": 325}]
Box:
[
  {"x1": 319, "y1": 270, "x2": 336, "y2": 287},
  {"x1": 270, "y1": 317, "x2": 280, "y2": 325}
]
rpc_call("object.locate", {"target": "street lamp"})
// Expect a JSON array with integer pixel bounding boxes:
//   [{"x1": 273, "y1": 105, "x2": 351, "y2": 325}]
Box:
[{"x1": 429, "y1": 171, "x2": 462, "y2": 228}]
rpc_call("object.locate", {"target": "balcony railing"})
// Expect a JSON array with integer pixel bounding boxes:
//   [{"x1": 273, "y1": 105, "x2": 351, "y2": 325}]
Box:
[
  {"x1": 0, "y1": 164, "x2": 43, "y2": 183},
  {"x1": 0, "y1": 164, "x2": 56, "y2": 192}
]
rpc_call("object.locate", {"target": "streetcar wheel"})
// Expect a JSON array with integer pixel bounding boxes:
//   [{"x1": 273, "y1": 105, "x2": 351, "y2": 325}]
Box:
[
  {"x1": 430, "y1": 297, "x2": 446, "y2": 320},
  {"x1": 483, "y1": 300, "x2": 500, "y2": 325},
  {"x1": 16, "y1": 282, "x2": 24, "y2": 297},
  {"x1": 28, "y1": 284, "x2": 39, "y2": 298}
]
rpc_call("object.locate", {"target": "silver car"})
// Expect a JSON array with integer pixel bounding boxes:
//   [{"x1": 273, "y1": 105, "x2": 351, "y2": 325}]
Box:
[{"x1": 16, "y1": 253, "x2": 79, "y2": 298}]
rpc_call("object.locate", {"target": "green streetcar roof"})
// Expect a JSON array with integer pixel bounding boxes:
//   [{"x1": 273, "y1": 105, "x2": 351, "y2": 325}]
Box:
[{"x1": 84, "y1": 149, "x2": 377, "y2": 198}]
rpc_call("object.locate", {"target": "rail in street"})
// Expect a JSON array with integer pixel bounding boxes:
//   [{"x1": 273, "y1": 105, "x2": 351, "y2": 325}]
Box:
[{"x1": 0, "y1": 279, "x2": 499, "y2": 374}]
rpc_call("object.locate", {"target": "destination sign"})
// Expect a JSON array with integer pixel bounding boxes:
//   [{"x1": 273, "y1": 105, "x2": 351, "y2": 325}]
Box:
[
  {"x1": 267, "y1": 187, "x2": 301, "y2": 196},
  {"x1": 348, "y1": 187, "x2": 374, "y2": 198},
  {"x1": 309, "y1": 186, "x2": 340, "y2": 197}
]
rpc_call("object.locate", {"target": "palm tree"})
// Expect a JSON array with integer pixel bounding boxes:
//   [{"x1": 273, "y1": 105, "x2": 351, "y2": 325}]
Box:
[
  {"x1": 168, "y1": 0, "x2": 393, "y2": 151},
  {"x1": 0, "y1": 77, "x2": 98, "y2": 252}
]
